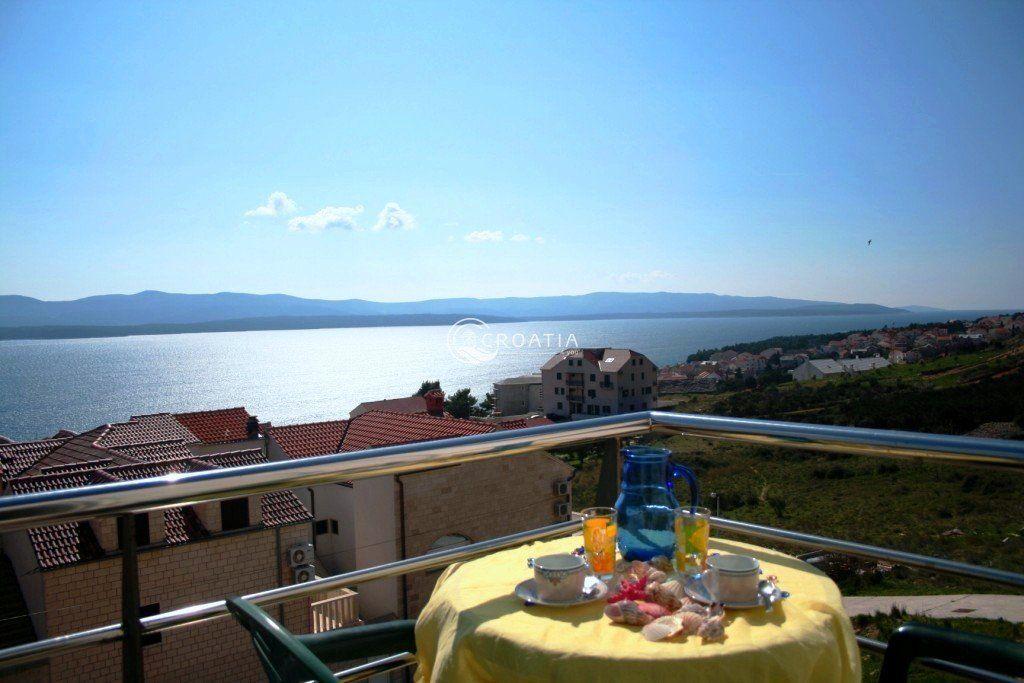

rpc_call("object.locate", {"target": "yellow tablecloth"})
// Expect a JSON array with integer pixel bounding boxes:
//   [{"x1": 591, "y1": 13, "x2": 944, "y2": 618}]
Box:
[{"x1": 414, "y1": 536, "x2": 861, "y2": 683}]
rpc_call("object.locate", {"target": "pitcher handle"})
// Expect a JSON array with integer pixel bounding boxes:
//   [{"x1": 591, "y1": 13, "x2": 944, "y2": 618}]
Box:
[{"x1": 671, "y1": 463, "x2": 701, "y2": 512}]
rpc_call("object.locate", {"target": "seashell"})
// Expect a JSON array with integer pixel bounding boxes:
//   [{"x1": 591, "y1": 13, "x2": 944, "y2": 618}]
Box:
[
  {"x1": 646, "y1": 569, "x2": 668, "y2": 584},
  {"x1": 635, "y1": 600, "x2": 672, "y2": 619},
  {"x1": 642, "y1": 615, "x2": 683, "y2": 641},
  {"x1": 675, "y1": 599, "x2": 706, "y2": 615},
  {"x1": 604, "y1": 600, "x2": 653, "y2": 626},
  {"x1": 645, "y1": 578, "x2": 685, "y2": 611},
  {"x1": 677, "y1": 611, "x2": 705, "y2": 636},
  {"x1": 697, "y1": 614, "x2": 727, "y2": 641},
  {"x1": 650, "y1": 555, "x2": 674, "y2": 573}
]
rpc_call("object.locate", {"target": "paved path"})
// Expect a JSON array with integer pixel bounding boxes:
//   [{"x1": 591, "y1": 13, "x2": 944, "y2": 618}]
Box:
[{"x1": 843, "y1": 595, "x2": 1024, "y2": 622}]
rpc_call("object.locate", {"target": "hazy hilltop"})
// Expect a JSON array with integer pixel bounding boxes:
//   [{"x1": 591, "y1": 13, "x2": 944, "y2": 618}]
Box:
[{"x1": 0, "y1": 290, "x2": 910, "y2": 328}]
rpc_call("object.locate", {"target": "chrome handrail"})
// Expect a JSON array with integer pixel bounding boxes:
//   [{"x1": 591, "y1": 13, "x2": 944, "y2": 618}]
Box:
[
  {"x1": 0, "y1": 411, "x2": 1021, "y2": 532},
  {"x1": 0, "y1": 411, "x2": 1021, "y2": 673}
]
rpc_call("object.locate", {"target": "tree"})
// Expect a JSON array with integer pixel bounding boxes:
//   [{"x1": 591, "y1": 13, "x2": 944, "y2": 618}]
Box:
[
  {"x1": 479, "y1": 392, "x2": 495, "y2": 415},
  {"x1": 444, "y1": 388, "x2": 480, "y2": 418},
  {"x1": 415, "y1": 380, "x2": 441, "y2": 396}
]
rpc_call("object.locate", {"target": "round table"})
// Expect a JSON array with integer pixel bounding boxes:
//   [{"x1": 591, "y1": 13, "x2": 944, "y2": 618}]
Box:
[{"x1": 414, "y1": 536, "x2": 861, "y2": 682}]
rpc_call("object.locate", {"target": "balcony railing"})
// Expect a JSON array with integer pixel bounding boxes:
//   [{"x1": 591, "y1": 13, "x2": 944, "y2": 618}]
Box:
[
  {"x1": 0, "y1": 411, "x2": 1022, "y2": 682},
  {"x1": 311, "y1": 588, "x2": 362, "y2": 633},
  {"x1": 565, "y1": 377, "x2": 585, "y2": 387}
]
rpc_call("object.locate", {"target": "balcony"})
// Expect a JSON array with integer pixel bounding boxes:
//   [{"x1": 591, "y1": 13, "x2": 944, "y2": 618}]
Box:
[
  {"x1": 0, "y1": 411, "x2": 1021, "y2": 681},
  {"x1": 565, "y1": 377, "x2": 585, "y2": 387},
  {"x1": 311, "y1": 587, "x2": 362, "y2": 633}
]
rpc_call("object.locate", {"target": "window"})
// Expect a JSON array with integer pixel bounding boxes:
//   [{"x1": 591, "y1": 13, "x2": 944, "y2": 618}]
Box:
[
  {"x1": 140, "y1": 603, "x2": 162, "y2": 646},
  {"x1": 641, "y1": 372, "x2": 645, "y2": 380},
  {"x1": 330, "y1": 519, "x2": 339, "y2": 535},
  {"x1": 556, "y1": 372, "x2": 562, "y2": 380},
  {"x1": 602, "y1": 405, "x2": 611, "y2": 415},
  {"x1": 589, "y1": 373, "x2": 595, "y2": 381},
  {"x1": 117, "y1": 513, "x2": 150, "y2": 548},
  {"x1": 587, "y1": 389, "x2": 595, "y2": 398},
  {"x1": 314, "y1": 519, "x2": 329, "y2": 535},
  {"x1": 642, "y1": 402, "x2": 648, "y2": 409},
  {"x1": 604, "y1": 374, "x2": 610, "y2": 384},
  {"x1": 621, "y1": 389, "x2": 627, "y2": 397},
  {"x1": 221, "y1": 498, "x2": 249, "y2": 531},
  {"x1": 557, "y1": 401, "x2": 563, "y2": 410},
  {"x1": 631, "y1": 373, "x2": 635, "y2": 380}
]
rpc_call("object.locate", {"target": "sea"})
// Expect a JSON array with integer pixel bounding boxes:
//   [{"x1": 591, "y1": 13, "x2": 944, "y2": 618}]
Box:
[{"x1": 0, "y1": 310, "x2": 1010, "y2": 442}]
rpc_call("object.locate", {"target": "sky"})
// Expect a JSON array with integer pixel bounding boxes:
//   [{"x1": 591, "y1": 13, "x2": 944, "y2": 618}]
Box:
[{"x1": 0, "y1": 1, "x2": 1022, "y2": 309}]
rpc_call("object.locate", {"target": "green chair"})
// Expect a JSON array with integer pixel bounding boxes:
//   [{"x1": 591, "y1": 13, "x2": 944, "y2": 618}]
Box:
[
  {"x1": 226, "y1": 596, "x2": 417, "y2": 683},
  {"x1": 878, "y1": 622, "x2": 1024, "y2": 682}
]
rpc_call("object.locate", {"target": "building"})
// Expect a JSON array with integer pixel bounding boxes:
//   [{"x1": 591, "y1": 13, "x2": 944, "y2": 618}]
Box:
[
  {"x1": 0, "y1": 412, "x2": 318, "y2": 682},
  {"x1": 492, "y1": 374, "x2": 543, "y2": 416},
  {"x1": 266, "y1": 408, "x2": 572, "y2": 621},
  {"x1": 541, "y1": 348, "x2": 657, "y2": 419},
  {"x1": 349, "y1": 390, "x2": 444, "y2": 419},
  {"x1": 792, "y1": 357, "x2": 892, "y2": 382}
]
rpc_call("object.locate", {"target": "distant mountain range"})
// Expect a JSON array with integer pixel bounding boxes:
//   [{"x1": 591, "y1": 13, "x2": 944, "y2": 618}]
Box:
[{"x1": 0, "y1": 290, "x2": 919, "y2": 340}]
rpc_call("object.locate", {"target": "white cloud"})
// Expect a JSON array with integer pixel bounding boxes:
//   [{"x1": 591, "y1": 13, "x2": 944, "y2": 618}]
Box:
[
  {"x1": 464, "y1": 230, "x2": 504, "y2": 243},
  {"x1": 287, "y1": 205, "x2": 365, "y2": 233},
  {"x1": 613, "y1": 270, "x2": 672, "y2": 284},
  {"x1": 534, "y1": 236, "x2": 546, "y2": 244},
  {"x1": 245, "y1": 191, "x2": 297, "y2": 217},
  {"x1": 373, "y1": 202, "x2": 416, "y2": 231},
  {"x1": 510, "y1": 233, "x2": 530, "y2": 242}
]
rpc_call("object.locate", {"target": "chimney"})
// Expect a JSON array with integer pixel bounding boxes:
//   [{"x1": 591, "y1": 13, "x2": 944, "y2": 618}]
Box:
[
  {"x1": 424, "y1": 390, "x2": 445, "y2": 417},
  {"x1": 246, "y1": 415, "x2": 260, "y2": 439}
]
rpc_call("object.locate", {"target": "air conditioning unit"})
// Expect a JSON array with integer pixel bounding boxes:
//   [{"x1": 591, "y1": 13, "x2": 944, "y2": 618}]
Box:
[
  {"x1": 293, "y1": 564, "x2": 316, "y2": 583},
  {"x1": 554, "y1": 480, "x2": 570, "y2": 496},
  {"x1": 288, "y1": 542, "x2": 314, "y2": 567},
  {"x1": 555, "y1": 501, "x2": 571, "y2": 518}
]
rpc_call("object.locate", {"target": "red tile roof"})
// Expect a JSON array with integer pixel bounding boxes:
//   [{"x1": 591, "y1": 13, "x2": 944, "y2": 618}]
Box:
[
  {"x1": 269, "y1": 420, "x2": 348, "y2": 459},
  {"x1": 102, "y1": 413, "x2": 200, "y2": 447},
  {"x1": 173, "y1": 407, "x2": 253, "y2": 444},
  {"x1": 340, "y1": 410, "x2": 497, "y2": 452},
  {"x1": 0, "y1": 438, "x2": 68, "y2": 484},
  {"x1": 350, "y1": 396, "x2": 428, "y2": 418},
  {"x1": 6, "y1": 447, "x2": 309, "y2": 570},
  {"x1": 493, "y1": 416, "x2": 555, "y2": 430}
]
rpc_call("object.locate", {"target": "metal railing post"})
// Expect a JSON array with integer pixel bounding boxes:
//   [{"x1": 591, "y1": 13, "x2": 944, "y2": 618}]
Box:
[
  {"x1": 119, "y1": 514, "x2": 144, "y2": 682},
  {"x1": 595, "y1": 437, "x2": 621, "y2": 507}
]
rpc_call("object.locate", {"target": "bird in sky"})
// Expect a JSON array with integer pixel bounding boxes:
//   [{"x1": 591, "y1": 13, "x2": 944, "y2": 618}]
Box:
[{"x1": 867, "y1": 239, "x2": 873, "y2": 246}]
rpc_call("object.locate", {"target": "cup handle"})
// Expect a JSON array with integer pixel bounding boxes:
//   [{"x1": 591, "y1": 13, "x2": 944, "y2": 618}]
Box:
[{"x1": 672, "y1": 463, "x2": 701, "y2": 509}]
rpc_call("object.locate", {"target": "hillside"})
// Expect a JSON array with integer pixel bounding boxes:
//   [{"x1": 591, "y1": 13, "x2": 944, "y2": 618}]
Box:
[{"x1": 0, "y1": 290, "x2": 910, "y2": 328}]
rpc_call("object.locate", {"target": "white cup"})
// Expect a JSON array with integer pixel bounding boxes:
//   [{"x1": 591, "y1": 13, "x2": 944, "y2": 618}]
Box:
[
  {"x1": 705, "y1": 554, "x2": 760, "y2": 603},
  {"x1": 533, "y1": 553, "x2": 587, "y2": 602}
]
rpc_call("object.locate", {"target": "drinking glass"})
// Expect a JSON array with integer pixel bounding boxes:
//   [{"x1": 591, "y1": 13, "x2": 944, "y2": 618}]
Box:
[
  {"x1": 580, "y1": 507, "x2": 618, "y2": 579},
  {"x1": 674, "y1": 506, "x2": 712, "y2": 576}
]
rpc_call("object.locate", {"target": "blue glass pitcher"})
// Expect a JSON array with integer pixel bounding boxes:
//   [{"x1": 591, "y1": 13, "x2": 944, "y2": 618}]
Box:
[{"x1": 614, "y1": 446, "x2": 700, "y2": 561}]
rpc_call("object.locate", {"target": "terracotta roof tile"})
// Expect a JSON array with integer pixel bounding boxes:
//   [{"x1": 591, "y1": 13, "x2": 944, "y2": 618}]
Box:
[
  {"x1": 101, "y1": 414, "x2": 200, "y2": 447},
  {"x1": 173, "y1": 407, "x2": 253, "y2": 444},
  {"x1": 5, "y1": 448, "x2": 309, "y2": 570},
  {"x1": 0, "y1": 438, "x2": 68, "y2": 484},
  {"x1": 269, "y1": 420, "x2": 348, "y2": 459},
  {"x1": 350, "y1": 396, "x2": 428, "y2": 418},
  {"x1": 493, "y1": 416, "x2": 555, "y2": 430},
  {"x1": 340, "y1": 410, "x2": 497, "y2": 452}
]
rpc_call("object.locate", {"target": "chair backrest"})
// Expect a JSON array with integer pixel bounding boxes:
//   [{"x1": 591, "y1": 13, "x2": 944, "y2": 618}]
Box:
[
  {"x1": 878, "y1": 622, "x2": 1024, "y2": 682},
  {"x1": 226, "y1": 596, "x2": 338, "y2": 683}
]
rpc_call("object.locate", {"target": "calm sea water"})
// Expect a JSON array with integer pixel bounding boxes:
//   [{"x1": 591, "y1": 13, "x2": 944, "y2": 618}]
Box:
[{"x1": 0, "y1": 310, "x2": 1006, "y2": 441}]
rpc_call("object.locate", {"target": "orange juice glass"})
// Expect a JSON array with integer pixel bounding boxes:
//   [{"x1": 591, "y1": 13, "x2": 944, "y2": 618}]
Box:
[{"x1": 581, "y1": 507, "x2": 618, "y2": 579}]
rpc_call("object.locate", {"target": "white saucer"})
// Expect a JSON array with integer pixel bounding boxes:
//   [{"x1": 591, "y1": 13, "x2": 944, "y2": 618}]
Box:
[
  {"x1": 515, "y1": 575, "x2": 608, "y2": 607},
  {"x1": 684, "y1": 573, "x2": 775, "y2": 610}
]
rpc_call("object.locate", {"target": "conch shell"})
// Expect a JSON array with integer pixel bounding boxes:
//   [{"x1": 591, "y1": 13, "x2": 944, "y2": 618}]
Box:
[
  {"x1": 604, "y1": 600, "x2": 652, "y2": 626},
  {"x1": 697, "y1": 614, "x2": 727, "y2": 641},
  {"x1": 645, "y1": 578, "x2": 686, "y2": 611}
]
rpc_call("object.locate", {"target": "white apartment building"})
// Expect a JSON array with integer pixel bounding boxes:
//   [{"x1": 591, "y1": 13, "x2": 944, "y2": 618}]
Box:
[{"x1": 541, "y1": 348, "x2": 657, "y2": 419}]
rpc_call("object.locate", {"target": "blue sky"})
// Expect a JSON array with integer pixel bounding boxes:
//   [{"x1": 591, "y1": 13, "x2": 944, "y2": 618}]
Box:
[{"x1": 1, "y1": 1, "x2": 1021, "y2": 309}]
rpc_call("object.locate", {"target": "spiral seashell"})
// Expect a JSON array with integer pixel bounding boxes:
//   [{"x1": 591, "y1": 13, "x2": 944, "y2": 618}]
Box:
[
  {"x1": 677, "y1": 611, "x2": 705, "y2": 636},
  {"x1": 604, "y1": 600, "x2": 654, "y2": 626},
  {"x1": 645, "y1": 578, "x2": 685, "y2": 611},
  {"x1": 697, "y1": 614, "x2": 727, "y2": 641}
]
